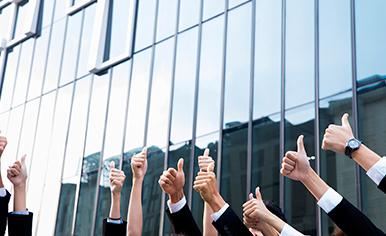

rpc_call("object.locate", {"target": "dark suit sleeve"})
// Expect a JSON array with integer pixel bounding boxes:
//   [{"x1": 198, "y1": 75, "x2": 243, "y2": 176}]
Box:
[
  {"x1": 378, "y1": 176, "x2": 386, "y2": 194},
  {"x1": 102, "y1": 219, "x2": 127, "y2": 236},
  {"x1": 328, "y1": 198, "x2": 385, "y2": 236},
  {"x1": 212, "y1": 207, "x2": 252, "y2": 236},
  {"x1": 166, "y1": 203, "x2": 202, "y2": 236},
  {"x1": 7, "y1": 212, "x2": 33, "y2": 236},
  {"x1": 0, "y1": 190, "x2": 10, "y2": 236}
]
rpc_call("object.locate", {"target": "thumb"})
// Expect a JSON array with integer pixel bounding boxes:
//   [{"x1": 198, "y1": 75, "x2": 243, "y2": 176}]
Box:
[
  {"x1": 142, "y1": 146, "x2": 147, "y2": 155},
  {"x1": 110, "y1": 161, "x2": 115, "y2": 170},
  {"x1": 297, "y1": 135, "x2": 305, "y2": 153},
  {"x1": 255, "y1": 187, "x2": 262, "y2": 201},
  {"x1": 203, "y1": 148, "x2": 210, "y2": 157},
  {"x1": 249, "y1": 193, "x2": 253, "y2": 200},
  {"x1": 341, "y1": 113, "x2": 351, "y2": 128},
  {"x1": 207, "y1": 162, "x2": 214, "y2": 172},
  {"x1": 177, "y1": 158, "x2": 184, "y2": 172},
  {"x1": 20, "y1": 154, "x2": 26, "y2": 165}
]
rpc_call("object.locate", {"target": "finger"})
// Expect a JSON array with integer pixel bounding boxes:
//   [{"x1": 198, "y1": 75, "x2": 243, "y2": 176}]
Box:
[
  {"x1": 203, "y1": 148, "x2": 209, "y2": 157},
  {"x1": 142, "y1": 146, "x2": 147, "y2": 156},
  {"x1": 280, "y1": 168, "x2": 291, "y2": 176},
  {"x1": 249, "y1": 193, "x2": 253, "y2": 200},
  {"x1": 177, "y1": 158, "x2": 184, "y2": 173},
  {"x1": 282, "y1": 157, "x2": 295, "y2": 166},
  {"x1": 341, "y1": 113, "x2": 351, "y2": 128},
  {"x1": 131, "y1": 162, "x2": 143, "y2": 168},
  {"x1": 20, "y1": 154, "x2": 26, "y2": 166},
  {"x1": 282, "y1": 162, "x2": 294, "y2": 171},
  {"x1": 8, "y1": 168, "x2": 20, "y2": 176},
  {"x1": 110, "y1": 161, "x2": 115, "y2": 170},
  {"x1": 297, "y1": 135, "x2": 305, "y2": 153},
  {"x1": 207, "y1": 162, "x2": 214, "y2": 172},
  {"x1": 161, "y1": 175, "x2": 173, "y2": 185},
  {"x1": 255, "y1": 187, "x2": 262, "y2": 201},
  {"x1": 163, "y1": 171, "x2": 176, "y2": 182},
  {"x1": 284, "y1": 152, "x2": 298, "y2": 163}
]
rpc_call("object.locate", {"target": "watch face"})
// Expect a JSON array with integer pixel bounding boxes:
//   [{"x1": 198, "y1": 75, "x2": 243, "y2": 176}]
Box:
[{"x1": 348, "y1": 139, "x2": 360, "y2": 149}]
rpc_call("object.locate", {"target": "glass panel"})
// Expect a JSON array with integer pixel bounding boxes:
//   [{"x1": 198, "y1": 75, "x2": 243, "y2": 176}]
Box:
[
  {"x1": 102, "y1": 61, "x2": 130, "y2": 163},
  {"x1": 191, "y1": 132, "x2": 219, "y2": 232},
  {"x1": 76, "y1": 3, "x2": 96, "y2": 79},
  {"x1": 355, "y1": 0, "x2": 386, "y2": 83},
  {"x1": 358, "y1": 81, "x2": 386, "y2": 232},
  {"x1": 319, "y1": 0, "x2": 351, "y2": 99},
  {"x1": 164, "y1": 141, "x2": 193, "y2": 235},
  {"x1": 229, "y1": 0, "x2": 248, "y2": 9},
  {"x1": 28, "y1": 27, "x2": 51, "y2": 100},
  {"x1": 103, "y1": 0, "x2": 134, "y2": 61},
  {"x1": 223, "y1": 3, "x2": 251, "y2": 129},
  {"x1": 285, "y1": 0, "x2": 314, "y2": 109},
  {"x1": 284, "y1": 104, "x2": 316, "y2": 235},
  {"x1": 251, "y1": 113, "x2": 280, "y2": 204},
  {"x1": 220, "y1": 123, "x2": 248, "y2": 218},
  {"x1": 124, "y1": 49, "x2": 151, "y2": 152},
  {"x1": 56, "y1": 77, "x2": 91, "y2": 236},
  {"x1": 39, "y1": 0, "x2": 56, "y2": 29},
  {"x1": 178, "y1": 0, "x2": 200, "y2": 32},
  {"x1": 43, "y1": 18, "x2": 67, "y2": 94},
  {"x1": 0, "y1": 4, "x2": 13, "y2": 40},
  {"x1": 1, "y1": 105, "x2": 24, "y2": 191},
  {"x1": 74, "y1": 72, "x2": 110, "y2": 236},
  {"x1": 169, "y1": 27, "x2": 198, "y2": 144},
  {"x1": 26, "y1": 92, "x2": 56, "y2": 236},
  {"x1": 17, "y1": 98, "x2": 40, "y2": 173},
  {"x1": 59, "y1": 11, "x2": 83, "y2": 86},
  {"x1": 37, "y1": 181, "x2": 61, "y2": 236},
  {"x1": 0, "y1": 45, "x2": 20, "y2": 113},
  {"x1": 12, "y1": 39, "x2": 35, "y2": 107},
  {"x1": 0, "y1": 112, "x2": 9, "y2": 133},
  {"x1": 155, "y1": 0, "x2": 178, "y2": 42},
  {"x1": 120, "y1": 154, "x2": 134, "y2": 221},
  {"x1": 45, "y1": 84, "x2": 74, "y2": 236},
  {"x1": 202, "y1": 0, "x2": 225, "y2": 21},
  {"x1": 53, "y1": 0, "x2": 67, "y2": 22},
  {"x1": 142, "y1": 148, "x2": 165, "y2": 235},
  {"x1": 146, "y1": 38, "x2": 174, "y2": 149},
  {"x1": 319, "y1": 92, "x2": 355, "y2": 235},
  {"x1": 94, "y1": 62, "x2": 131, "y2": 233},
  {"x1": 13, "y1": 0, "x2": 30, "y2": 39},
  {"x1": 254, "y1": 0, "x2": 281, "y2": 119},
  {"x1": 134, "y1": 0, "x2": 157, "y2": 52},
  {"x1": 196, "y1": 15, "x2": 224, "y2": 137}
]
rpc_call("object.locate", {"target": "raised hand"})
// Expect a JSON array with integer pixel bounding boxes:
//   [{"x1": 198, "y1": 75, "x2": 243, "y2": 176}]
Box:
[
  {"x1": 322, "y1": 113, "x2": 355, "y2": 154},
  {"x1": 7, "y1": 154, "x2": 27, "y2": 187},
  {"x1": 159, "y1": 158, "x2": 185, "y2": 203},
  {"x1": 131, "y1": 147, "x2": 147, "y2": 180},
  {"x1": 280, "y1": 135, "x2": 311, "y2": 182},
  {"x1": 198, "y1": 148, "x2": 215, "y2": 172},
  {"x1": 109, "y1": 161, "x2": 126, "y2": 196},
  {"x1": 243, "y1": 187, "x2": 272, "y2": 223}
]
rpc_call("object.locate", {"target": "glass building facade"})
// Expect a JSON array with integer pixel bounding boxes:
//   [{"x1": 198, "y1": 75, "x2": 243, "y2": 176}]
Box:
[{"x1": 0, "y1": 0, "x2": 385, "y2": 235}]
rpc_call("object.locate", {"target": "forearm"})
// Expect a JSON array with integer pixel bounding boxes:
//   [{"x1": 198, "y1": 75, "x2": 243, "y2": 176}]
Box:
[
  {"x1": 207, "y1": 194, "x2": 227, "y2": 213},
  {"x1": 352, "y1": 144, "x2": 382, "y2": 172},
  {"x1": 13, "y1": 185, "x2": 26, "y2": 212},
  {"x1": 109, "y1": 193, "x2": 121, "y2": 219},
  {"x1": 265, "y1": 213, "x2": 285, "y2": 234},
  {"x1": 127, "y1": 177, "x2": 143, "y2": 236},
  {"x1": 301, "y1": 168, "x2": 330, "y2": 201},
  {"x1": 203, "y1": 202, "x2": 217, "y2": 236}
]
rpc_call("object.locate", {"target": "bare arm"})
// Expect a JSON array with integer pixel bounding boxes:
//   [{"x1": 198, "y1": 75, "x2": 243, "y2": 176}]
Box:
[
  {"x1": 127, "y1": 147, "x2": 147, "y2": 236},
  {"x1": 109, "y1": 161, "x2": 126, "y2": 220},
  {"x1": 0, "y1": 132, "x2": 7, "y2": 189},
  {"x1": 7, "y1": 155, "x2": 28, "y2": 212}
]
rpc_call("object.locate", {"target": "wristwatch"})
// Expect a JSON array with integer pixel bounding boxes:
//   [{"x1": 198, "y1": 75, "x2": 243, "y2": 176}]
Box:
[{"x1": 345, "y1": 138, "x2": 363, "y2": 158}]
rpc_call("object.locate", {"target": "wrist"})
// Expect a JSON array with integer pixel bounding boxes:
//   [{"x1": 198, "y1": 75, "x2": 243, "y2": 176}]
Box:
[
  {"x1": 300, "y1": 166, "x2": 315, "y2": 183},
  {"x1": 169, "y1": 190, "x2": 184, "y2": 204},
  {"x1": 13, "y1": 183, "x2": 26, "y2": 192},
  {"x1": 208, "y1": 193, "x2": 226, "y2": 213}
]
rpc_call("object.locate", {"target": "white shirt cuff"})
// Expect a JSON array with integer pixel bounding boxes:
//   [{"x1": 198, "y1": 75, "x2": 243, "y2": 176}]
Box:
[
  {"x1": 107, "y1": 218, "x2": 123, "y2": 224},
  {"x1": 11, "y1": 210, "x2": 29, "y2": 215},
  {"x1": 211, "y1": 203, "x2": 229, "y2": 222},
  {"x1": 167, "y1": 196, "x2": 187, "y2": 214},
  {"x1": 280, "y1": 223, "x2": 304, "y2": 236},
  {"x1": 317, "y1": 188, "x2": 343, "y2": 214},
  {"x1": 0, "y1": 188, "x2": 6, "y2": 197},
  {"x1": 366, "y1": 157, "x2": 386, "y2": 185}
]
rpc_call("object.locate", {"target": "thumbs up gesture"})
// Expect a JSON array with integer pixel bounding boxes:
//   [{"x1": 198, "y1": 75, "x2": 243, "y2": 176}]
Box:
[
  {"x1": 243, "y1": 187, "x2": 270, "y2": 222},
  {"x1": 280, "y1": 135, "x2": 311, "y2": 182},
  {"x1": 109, "y1": 161, "x2": 126, "y2": 196},
  {"x1": 7, "y1": 154, "x2": 28, "y2": 187},
  {"x1": 158, "y1": 158, "x2": 185, "y2": 203},
  {"x1": 198, "y1": 148, "x2": 215, "y2": 172},
  {"x1": 131, "y1": 147, "x2": 148, "y2": 180},
  {"x1": 322, "y1": 113, "x2": 355, "y2": 154},
  {"x1": 193, "y1": 152, "x2": 218, "y2": 204}
]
